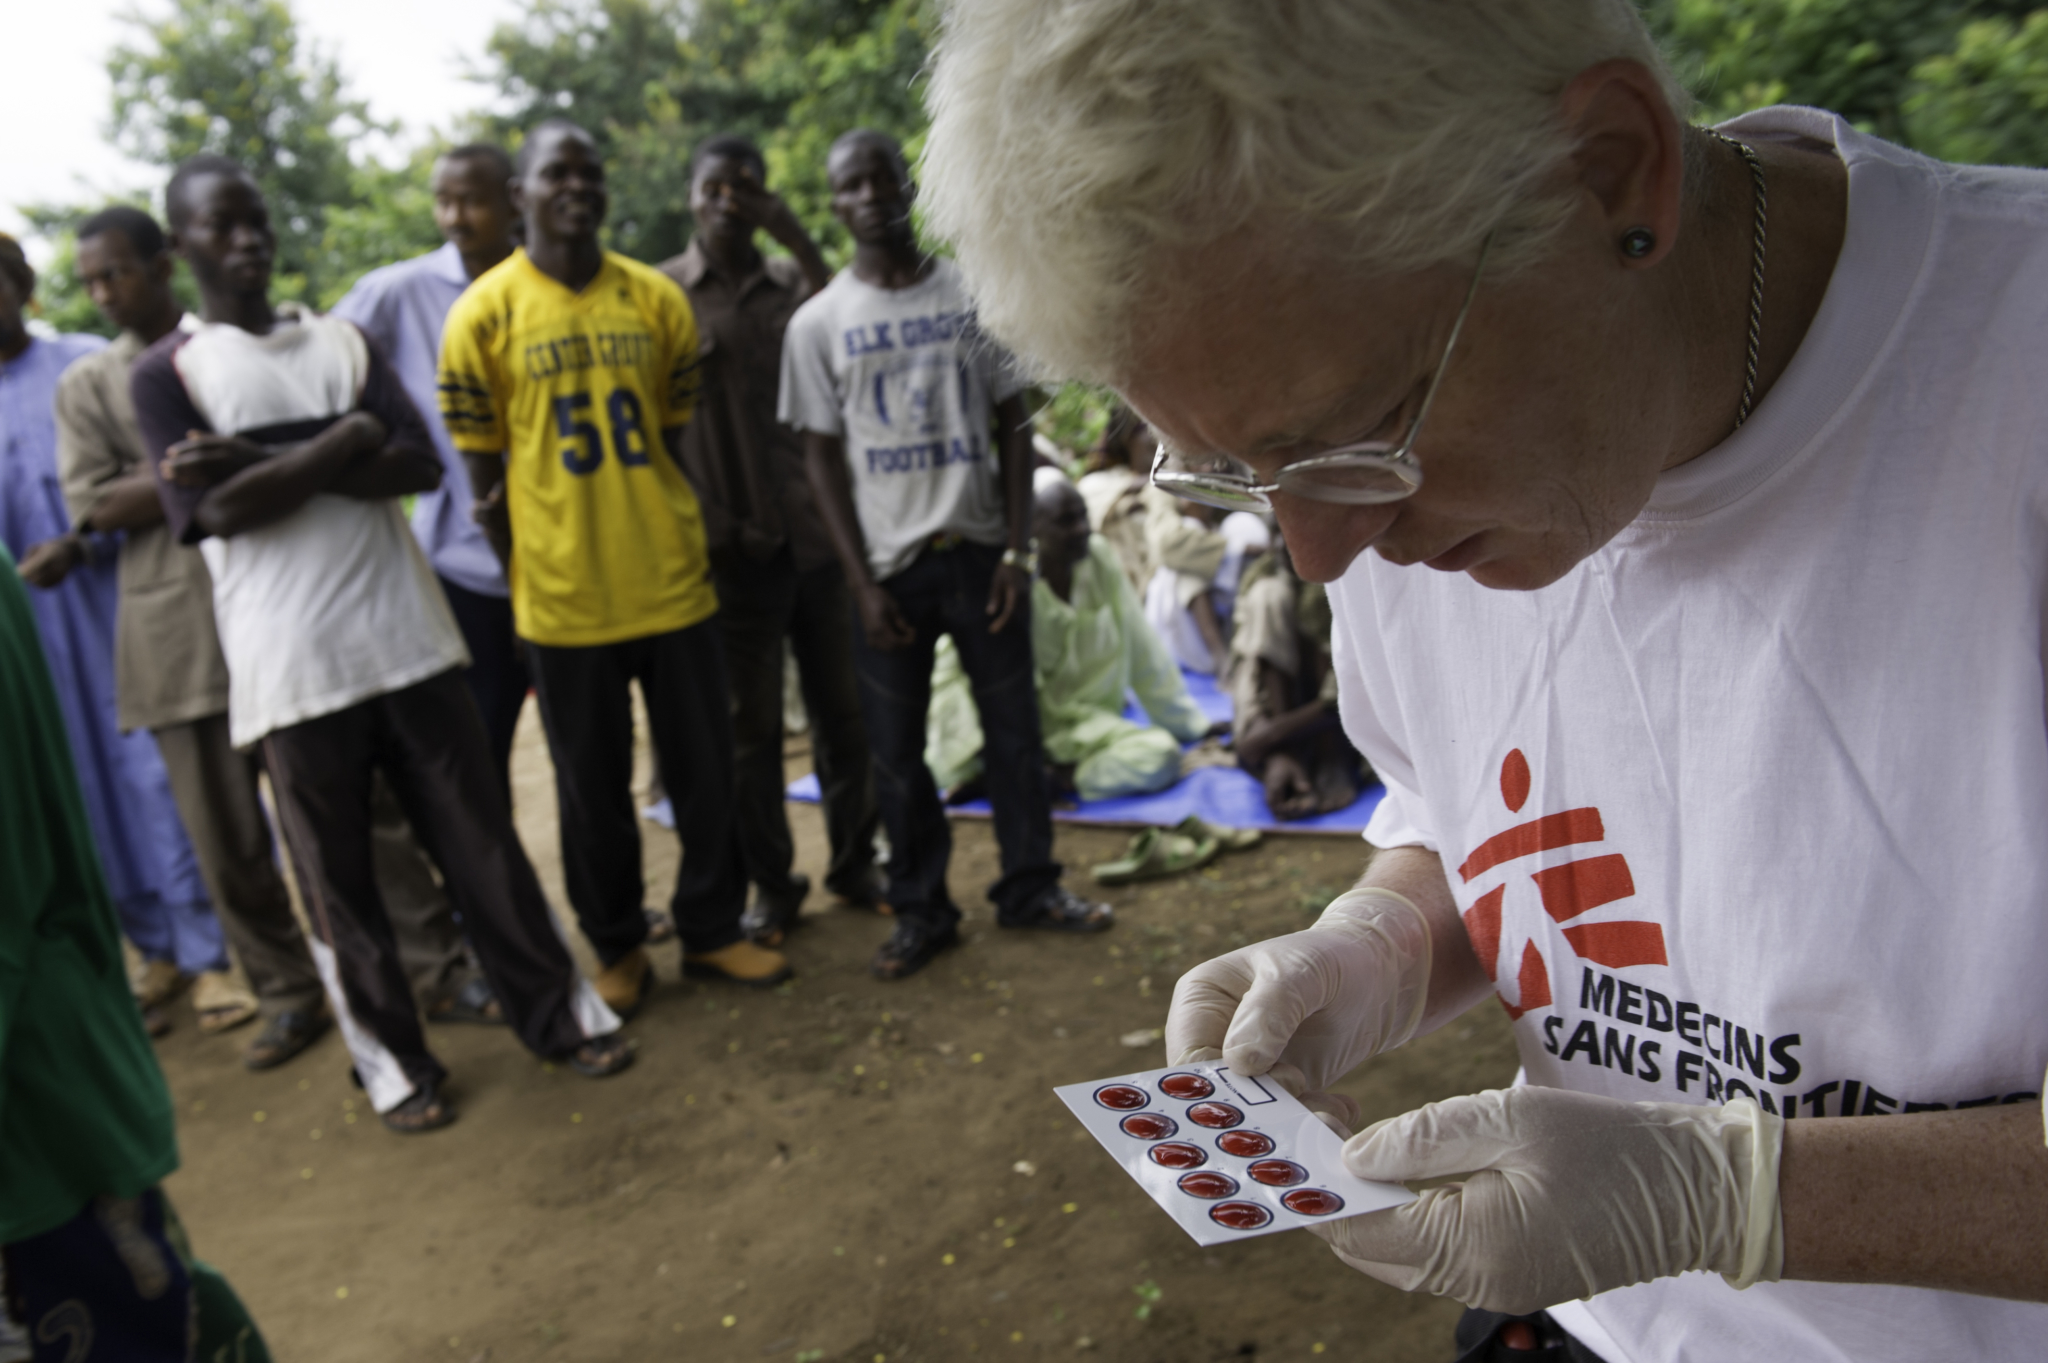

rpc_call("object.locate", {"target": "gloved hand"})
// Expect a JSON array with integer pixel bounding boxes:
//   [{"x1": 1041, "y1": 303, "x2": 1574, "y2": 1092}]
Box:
[
  {"x1": 1308, "y1": 1085, "x2": 1785, "y2": 1315},
  {"x1": 1164, "y1": 886, "x2": 1431, "y2": 1090}
]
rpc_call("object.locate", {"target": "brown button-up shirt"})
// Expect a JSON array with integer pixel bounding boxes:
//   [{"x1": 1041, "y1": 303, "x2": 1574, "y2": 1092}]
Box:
[
  {"x1": 658, "y1": 240, "x2": 834, "y2": 572},
  {"x1": 54, "y1": 326, "x2": 231, "y2": 731}
]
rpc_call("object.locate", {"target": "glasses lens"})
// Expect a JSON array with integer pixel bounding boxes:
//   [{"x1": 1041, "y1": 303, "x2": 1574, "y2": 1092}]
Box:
[
  {"x1": 1150, "y1": 469, "x2": 1270, "y2": 512},
  {"x1": 1277, "y1": 454, "x2": 1421, "y2": 504}
]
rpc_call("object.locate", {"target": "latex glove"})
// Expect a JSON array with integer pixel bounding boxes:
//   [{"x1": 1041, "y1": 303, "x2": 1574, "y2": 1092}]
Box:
[
  {"x1": 1309, "y1": 1086, "x2": 1784, "y2": 1315},
  {"x1": 1164, "y1": 886, "x2": 1431, "y2": 1090}
]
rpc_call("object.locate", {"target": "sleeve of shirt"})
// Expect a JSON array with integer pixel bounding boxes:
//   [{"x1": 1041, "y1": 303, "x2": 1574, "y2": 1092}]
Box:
[
  {"x1": 1328, "y1": 577, "x2": 1439, "y2": 854},
  {"x1": 351, "y1": 327, "x2": 435, "y2": 459},
  {"x1": 657, "y1": 278, "x2": 702, "y2": 431},
  {"x1": 53, "y1": 361, "x2": 131, "y2": 529},
  {"x1": 326, "y1": 272, "x2": 384, "y2": 337},
  {"x1": 129, "y1": 340, "x2": 216, "y2": 545},
  {"x1": 777, "y1": 299, "x2": 846, "y2": 437},
  {"x1": 436, "y1": 294, "x2": 504, "y2": 454}
]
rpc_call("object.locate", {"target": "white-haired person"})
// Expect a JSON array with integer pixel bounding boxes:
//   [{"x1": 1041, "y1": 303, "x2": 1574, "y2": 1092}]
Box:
[{"x1": 921, "y1": 1, "x2": 2048, "y2": 1359}]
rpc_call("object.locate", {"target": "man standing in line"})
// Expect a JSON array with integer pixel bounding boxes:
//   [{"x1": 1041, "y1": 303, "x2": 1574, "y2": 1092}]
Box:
[
  {"x1": 136, "y1": 155, "x2": 633, "y2": 1133},
  {"x1": 781, "y1": 129, "x2": 1113, "y2": 980},
  {"x1": 657, "y1": 134, "x2": 882, "y2": 946},
  {"x1": 0, "y1": 232, "x2": 250, "y2": 1039},
  {"x1": 331, "y1": 145, "x2": 530, "y2": 788},
  {"x1": 0, "y1": 547, "x2": 271, "y2": 1362},
  {"x1": 440, "y1": 120, "x2": 790, "y2": 1016},
  {"x1": 43, "y1": 207, "x2": 498, "y2": 1071}
]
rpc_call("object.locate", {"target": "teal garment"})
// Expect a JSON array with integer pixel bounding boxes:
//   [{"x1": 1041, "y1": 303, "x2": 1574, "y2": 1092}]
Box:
[
  {"x1": 927, "y1": 534, "x2": 1209, "y2": 801},
  {"x1": 0, "y1": 546, "x2": 177, "y2": 1244}
]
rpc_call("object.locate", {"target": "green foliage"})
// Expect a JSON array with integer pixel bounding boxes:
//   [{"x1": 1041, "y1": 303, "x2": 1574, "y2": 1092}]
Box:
[
  {"x1": 313, "y1": 146, "x2": 448, "y2": 309},
  {"x1": 1647, "y1": 1, "x2": 2048, "y2": 167},
  {"x1": 1904, "y1": 11, "x2": 2048, "y2": 165},
  {"x1": 107, "y1": 0, "x2": 381, "y2": 302}
]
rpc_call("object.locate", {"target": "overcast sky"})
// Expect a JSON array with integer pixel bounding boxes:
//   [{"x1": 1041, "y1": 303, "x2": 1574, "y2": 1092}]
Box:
[{"x1": 2, "y1": 0, "x2": 525, "y2": 257}]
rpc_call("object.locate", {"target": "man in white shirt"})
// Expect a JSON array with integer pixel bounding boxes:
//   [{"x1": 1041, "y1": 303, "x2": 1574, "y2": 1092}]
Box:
[
  {"x1": 782, "y1": 129, "x2": 1113, "y2": 980},
  {"x1": 136, "y1": 156, "x2": 633, "y2": 1133},
  {"x1": 922, "y1": 2, "x2": 2048, "y2": 1357}
]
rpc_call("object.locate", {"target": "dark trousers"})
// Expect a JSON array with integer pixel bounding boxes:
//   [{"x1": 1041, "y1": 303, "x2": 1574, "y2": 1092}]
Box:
[
  {"x1": 439, "y1": 574, "x2": 530, "y2": 796},
  {"x1": 261, "y1": 670, "x2": 598, "y2": 1103},
  {"x1": 527, "y1": 618, "x2": 747, "y2": 964},
  {"x1": 151, "y1": 713, "x2": 473, "y2": 1016},
  {"x1": 712, "y1": 550, "x2": 878, "y2": 901},
  {"x1": 3, "y1": 1190, "x2": 270, "y2": 1363},
  {"x1": 848, "y1": 541, "x2": 1060, "y2": 928}
]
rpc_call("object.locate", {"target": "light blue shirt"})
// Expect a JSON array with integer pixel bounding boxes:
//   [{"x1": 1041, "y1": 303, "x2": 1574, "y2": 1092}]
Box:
[{"x1": 331, "y1": 242, "x2": 506, "y2": 598}]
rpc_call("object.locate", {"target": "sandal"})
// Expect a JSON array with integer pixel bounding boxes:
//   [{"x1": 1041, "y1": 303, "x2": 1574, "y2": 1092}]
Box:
[
  {"x1": 999, "y1": 884, "x2": 1115, "y2": 933},
  {"x1": 1173, "y1": 814, "x2": 1263, "y2": 853},
  {"x1": 643, "y1": 908, "x2": 677, "y2": 945},
  {"x1": 1089, "y1": 828, "x2": 1219, "y2": 886},
  {"x1": 871, "y1": 919, "x2": 961, "y2": 980},
  {"x1": 192, "y1": 971, "x2": 260, "y2": 1034},
  {"x1": 569, "y1": 1033, "x2": 638, "y2": 1078},
  {"x1": 381, "y1": 1081, "x2": 457, "y2": 1134}
]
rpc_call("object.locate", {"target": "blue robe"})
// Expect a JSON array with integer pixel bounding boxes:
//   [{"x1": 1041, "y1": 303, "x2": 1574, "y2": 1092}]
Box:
[{"x1": 0, "y1": 333, "x2": 223, "y2": 973}]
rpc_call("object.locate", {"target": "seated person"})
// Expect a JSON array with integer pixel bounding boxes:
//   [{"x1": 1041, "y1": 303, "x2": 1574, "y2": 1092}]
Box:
[
  {"x1": 1142, "y1": 498, "x2": 1269, "y2": 673},
  {"x1": 1227, "y1": 536, "x2": 1369, "y2": 819},
  {"x1": 928, "y1": 476, "x2": 1211, "y2": 802},
  {"x1": 1074, "y1": 404, "x2": 1154, "y2": 591}
]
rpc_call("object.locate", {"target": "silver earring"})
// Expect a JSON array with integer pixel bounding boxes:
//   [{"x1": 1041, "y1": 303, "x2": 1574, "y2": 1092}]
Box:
[{"x1": 1620, "y1": 227, "x2": 1656, "y2": 259}]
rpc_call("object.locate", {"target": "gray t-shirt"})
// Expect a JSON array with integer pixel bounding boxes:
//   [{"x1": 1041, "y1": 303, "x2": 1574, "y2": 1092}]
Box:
[{"x1": 778, "y1": 258, "x2": 1026, "y2": 581}]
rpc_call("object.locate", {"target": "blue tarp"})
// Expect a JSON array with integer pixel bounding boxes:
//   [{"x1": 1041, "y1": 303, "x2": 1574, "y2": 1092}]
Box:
[{"x1": 785, "y1": 665, "x2": 1383, "y2": 836}]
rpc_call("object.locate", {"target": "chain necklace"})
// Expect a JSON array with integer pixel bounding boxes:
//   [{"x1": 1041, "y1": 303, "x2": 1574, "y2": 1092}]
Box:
[{"x1": 1705, "y1": 129, "x2": 1769, "y2": 429}]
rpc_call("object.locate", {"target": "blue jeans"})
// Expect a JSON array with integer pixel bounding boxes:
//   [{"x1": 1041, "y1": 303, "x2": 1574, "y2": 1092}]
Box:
[{"x1": 849, "y1": 542, "x2": 1060, "y2": 928}]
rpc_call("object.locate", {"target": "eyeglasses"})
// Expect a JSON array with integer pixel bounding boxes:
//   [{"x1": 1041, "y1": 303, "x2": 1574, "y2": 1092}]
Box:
[{"x1": 1148, "y1": 231, "x2": 1493, "y2": 512}]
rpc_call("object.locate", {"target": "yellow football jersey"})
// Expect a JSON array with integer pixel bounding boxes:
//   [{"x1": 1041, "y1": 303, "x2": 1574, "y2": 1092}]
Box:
[{"x1": 438, "y1": 249, "x2": 717, "y2": 646}]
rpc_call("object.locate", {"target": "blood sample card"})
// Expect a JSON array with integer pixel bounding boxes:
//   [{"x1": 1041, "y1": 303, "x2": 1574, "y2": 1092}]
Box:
[{"x1": 1054, "y1": 1063, "x2": 1414, "y2": 1246}]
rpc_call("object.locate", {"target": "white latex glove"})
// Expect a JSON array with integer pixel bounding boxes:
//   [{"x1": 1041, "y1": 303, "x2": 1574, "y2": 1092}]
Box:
[
  {"x1": 1308, "y1": 1086, "x2": 1784, "y2": 1315},
  {"x1": 1164, "y1": 886, "x2": 1431, "y2": 1090}
]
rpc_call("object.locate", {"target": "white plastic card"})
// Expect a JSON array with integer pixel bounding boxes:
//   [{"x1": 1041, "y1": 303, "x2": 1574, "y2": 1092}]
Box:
[{"x1": 1055, "y1": 1062, "x2": 1416, "y2": 1246}]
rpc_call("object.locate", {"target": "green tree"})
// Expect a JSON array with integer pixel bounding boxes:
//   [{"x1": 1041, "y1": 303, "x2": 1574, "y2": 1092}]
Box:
[
  {"x1": 1903, "y1": 11, "x2": 2048, "y2": 164},
  {"x1": 107, "y1": 0, "x2": 380, "y2": 301}
]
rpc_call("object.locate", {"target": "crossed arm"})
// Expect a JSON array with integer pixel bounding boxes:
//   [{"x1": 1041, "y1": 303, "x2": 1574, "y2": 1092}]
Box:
[{"x1": 162, "y1": 411, "x2": 441, "y2": 540}]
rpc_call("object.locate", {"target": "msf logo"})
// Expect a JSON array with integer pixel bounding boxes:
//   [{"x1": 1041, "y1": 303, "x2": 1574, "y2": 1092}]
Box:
[{"x1": 1457, "y1": 749, "x2": 1667, "y2": 1020}]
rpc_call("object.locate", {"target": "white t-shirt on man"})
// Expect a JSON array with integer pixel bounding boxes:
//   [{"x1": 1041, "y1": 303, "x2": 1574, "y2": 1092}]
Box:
[
  {"x1": 778, "y1": 257, "x2": 1027, "y2": 581},
  {"x1": 134, "y1": 307, "x2": 468, "y2": 747},
  {"x1": 1338, "y1": 107, "x2": 2048, "y2": 1361}
]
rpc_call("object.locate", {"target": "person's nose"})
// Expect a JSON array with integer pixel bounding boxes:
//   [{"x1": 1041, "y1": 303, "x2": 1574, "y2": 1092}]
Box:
[{"x1": 1272, "y1": 495, "x2": 1400, "y2": 584}]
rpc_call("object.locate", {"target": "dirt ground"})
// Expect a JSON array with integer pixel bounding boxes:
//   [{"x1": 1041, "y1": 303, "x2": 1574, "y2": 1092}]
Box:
[{"x1": 151, "y1": 702, "x2": 1519, "y2": 1363}]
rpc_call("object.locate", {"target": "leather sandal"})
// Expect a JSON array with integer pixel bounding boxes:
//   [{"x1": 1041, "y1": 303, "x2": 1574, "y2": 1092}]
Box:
[
  {"x1": 999, "y1": 884, "x2": 1116, "y2": 933},
  {"x1": 870, "y1": 918, "x2": 961, "y2": 980},
  {"x1": 569, "y1": 1033, "x2": 637, "y2": 1078},
  {"x1": 243, "y1": 1008, "x2": 331, "y2": 1071},
  {"x1": 381, "y1": 1080, "x2": 457, "y2": 1134}
]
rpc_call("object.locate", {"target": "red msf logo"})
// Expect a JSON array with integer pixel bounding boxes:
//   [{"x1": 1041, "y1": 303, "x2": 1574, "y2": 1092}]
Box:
[{"x1": 1458, "y1": 749, "x2": 1668, "y2": 1020}]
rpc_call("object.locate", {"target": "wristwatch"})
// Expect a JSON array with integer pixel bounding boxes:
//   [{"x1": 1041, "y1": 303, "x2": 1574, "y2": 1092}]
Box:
[{"x1": 1001, "y1": 544, "x2": 1039, "y2": 575}]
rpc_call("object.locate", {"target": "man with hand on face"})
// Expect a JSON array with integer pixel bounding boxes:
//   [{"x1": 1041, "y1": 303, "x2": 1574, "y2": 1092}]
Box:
[
  {"x1": 134, "y1": 155, "x2": 634, "y2": 1134},
  {"x1": 440, "y1": 119, "x2": 790, "y2": 1018},
  {"x1": 656, "y1": 135, "x2": 882, "y2": 947},
  {"x1": 780, "y1": 129, "x2": 1113, "y2": 981},
  {"x1": 332, "y1": 145, "x2": 529, "y2": 786}
]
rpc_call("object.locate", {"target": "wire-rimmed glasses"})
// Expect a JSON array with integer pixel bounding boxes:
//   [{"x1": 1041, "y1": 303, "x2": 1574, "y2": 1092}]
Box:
[{"x1": 1148, "y1": 232, "x2": 1493, "y2": 512}]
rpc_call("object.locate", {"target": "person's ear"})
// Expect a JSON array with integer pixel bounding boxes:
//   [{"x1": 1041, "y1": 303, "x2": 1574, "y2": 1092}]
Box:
[
  {"x1": 1556, "y1": 58, "x2": 1686, "y2": 269},
  {"x1": 149, "y1": 251, "x2": 175, "y2": 286}
]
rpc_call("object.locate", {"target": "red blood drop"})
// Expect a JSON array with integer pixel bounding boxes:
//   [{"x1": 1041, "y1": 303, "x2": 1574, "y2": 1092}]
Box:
[
  {"x1": 1186, "y1": 1101, "x2": 1244, "y2": 1129},
  {"x1": 1281, "y1": 1188, "x2": 1346, "y2": 1216},
  {"x1": 1119, "y1": 1112, "x2": 1178, "y2": 1140},
  {"x1": 1501, "y1": 748, "x2": 1531, "y2": 813},
  {"x1": 1094, "y1": 1084, "x2": 1149, "y2": 1110},
  {"x1": 1208, "y1": 1201, "x2": 1273, "y2": 1231},
  {"x1": 1215, "y1": 1130, "x2": 1275, "y2": 1158},
  {"x1": 1247, "y1": 1159, "x2": 1308, "y2": 1187},
  {"x1": 1158, "y1": 1072, "x2": 1215, "y2": 1100},
  {"x1": 1176, "y1": 1171, "x2": 1239, "y2": 1200},
  {"x1": 1148, "y1": 1142, "x2": 1207, "y2": 1170}
]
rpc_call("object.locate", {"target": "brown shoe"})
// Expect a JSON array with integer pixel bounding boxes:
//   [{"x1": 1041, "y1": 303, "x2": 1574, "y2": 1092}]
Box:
[
  {"x1": 682, "y1": 940, "x2": 793, "y2": 988},
  {"x1": 594, "y1": 947, "x2": 654, "y2": 1018}
]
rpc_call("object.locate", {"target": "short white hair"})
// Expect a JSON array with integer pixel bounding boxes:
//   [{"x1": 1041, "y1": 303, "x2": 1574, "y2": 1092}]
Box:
[{"x1": 921, "y1": 0, "x2": 1688, "y2": 384}]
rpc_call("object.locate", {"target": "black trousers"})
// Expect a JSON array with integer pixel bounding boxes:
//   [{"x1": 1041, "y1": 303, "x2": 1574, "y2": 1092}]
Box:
[
  {"x1": 711, "y1": 549, "x2": 878, "y2": 902},
  {"x1": 847, "y1": 541, "x2": 1060, "y2": 928},
  {"x1": 527, "y1": 618, "x2": 747, "y2": 964},
  {"x1": 261, "y1": 670, "x2": 600, "y2": 1105},
  {"x1": 439, "y1": 574, "x2": 530, "y2": 797}
]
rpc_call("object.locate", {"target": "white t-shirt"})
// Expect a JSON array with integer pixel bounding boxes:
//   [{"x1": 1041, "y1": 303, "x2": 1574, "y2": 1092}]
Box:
[
  {"x1": 1337, "y1": 107, "x2": 2048, "y2": 1361},
  {"x1": 135, "y1": 308, "x2": 468, "y2": 747},
  {"x1": 778, "y1": 258, "x2": 1027, "y2": 581}
]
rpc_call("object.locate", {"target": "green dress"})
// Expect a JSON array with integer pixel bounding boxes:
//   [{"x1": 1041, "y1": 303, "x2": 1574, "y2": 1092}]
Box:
[{"x1": 0, "y1": 544, "x2": 177, "y2": 1244}]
